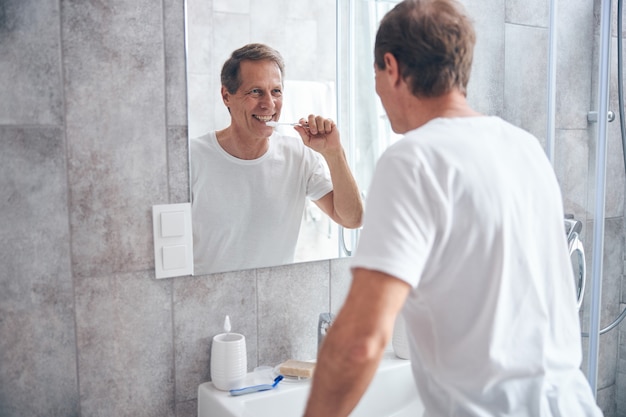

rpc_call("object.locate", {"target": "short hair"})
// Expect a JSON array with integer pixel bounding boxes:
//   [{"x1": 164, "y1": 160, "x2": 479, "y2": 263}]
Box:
[
  {"x1": 220, "y1": 43, "x2": 286, "y2": 94},
  {"x1": 374, "y1": 0, "x2": 475, "y2": 97}
]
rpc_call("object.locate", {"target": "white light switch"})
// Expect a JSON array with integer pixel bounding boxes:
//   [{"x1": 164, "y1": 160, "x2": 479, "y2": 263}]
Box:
[
  {"x1": 152, "y1": 203, "x2": 193, "y2": 278},
  {"x1": 162, "y1": 245, "x2": 187, "y2": 270},
  {"x1": 161, "y1": 211, "x2": 185, "y2": 237}
]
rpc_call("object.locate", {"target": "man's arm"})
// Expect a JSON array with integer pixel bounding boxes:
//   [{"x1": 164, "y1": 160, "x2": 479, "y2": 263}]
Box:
[
  {"x1": 303, "y1": 268, "x2": 411, "y2": 417},
  {"x1": 294, "y1": 115, "x2": 363, "y2": 229}
]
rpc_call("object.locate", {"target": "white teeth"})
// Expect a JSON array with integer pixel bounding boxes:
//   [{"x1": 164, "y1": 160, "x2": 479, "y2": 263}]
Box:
[{"x1": 255, "y1": 116, "x2": 272, "y2": 122}]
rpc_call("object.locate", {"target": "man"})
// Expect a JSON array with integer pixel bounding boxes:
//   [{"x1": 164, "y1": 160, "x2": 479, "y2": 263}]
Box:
[
  {"x1": 191, "y1": 43, "x2": 362, "y2": 274},
  {"x1": 304, "y1": 1, "x2": 602, "y2": 416}
]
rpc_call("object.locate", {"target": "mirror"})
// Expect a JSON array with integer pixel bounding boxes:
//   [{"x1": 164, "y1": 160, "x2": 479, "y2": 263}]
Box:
[
  {"x1": 185, "y1": 0, "x2": 401, "y2": 274},
  {"x1": 186, "y1": 0, "x2": 339, "y2": 275}
]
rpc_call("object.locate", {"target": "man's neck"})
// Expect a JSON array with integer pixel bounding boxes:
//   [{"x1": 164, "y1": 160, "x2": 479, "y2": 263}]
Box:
[
  {"x1": 216, "y1": 126, "x2": 270, "y2": 160},
  {"x1": 403, "y1": 90, "x2": 482, "y2": 132}
]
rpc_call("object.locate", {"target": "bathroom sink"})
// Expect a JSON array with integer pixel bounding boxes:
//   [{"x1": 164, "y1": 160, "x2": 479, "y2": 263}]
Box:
[{"x1": 198, "y1": 351, "x2": 424, "y2": 417}]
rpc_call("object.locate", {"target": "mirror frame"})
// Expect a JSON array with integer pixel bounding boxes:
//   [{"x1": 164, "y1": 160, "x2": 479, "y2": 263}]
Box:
[{"x1": 184, "y1": 0, "x2": 351, "y2": 275}]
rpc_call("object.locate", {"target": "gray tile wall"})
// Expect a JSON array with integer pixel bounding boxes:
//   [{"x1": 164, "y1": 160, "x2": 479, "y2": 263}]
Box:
[{"x1": 0, "y1": 1, "x2": 623, "y2": 416}]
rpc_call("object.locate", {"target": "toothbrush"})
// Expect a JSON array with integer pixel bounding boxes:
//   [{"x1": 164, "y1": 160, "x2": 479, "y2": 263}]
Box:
[
  {"x1": 265, "y1": 121, "x2": 305, "y2": 128},
  {"x1": 229, "y1": 375, "x2": 284, "y2": 396}
]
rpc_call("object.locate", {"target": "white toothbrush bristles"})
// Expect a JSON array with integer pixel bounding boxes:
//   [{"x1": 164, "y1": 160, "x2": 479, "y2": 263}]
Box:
[{"x1": 266, "y1": 121, "x2": 302, "y2": 128}]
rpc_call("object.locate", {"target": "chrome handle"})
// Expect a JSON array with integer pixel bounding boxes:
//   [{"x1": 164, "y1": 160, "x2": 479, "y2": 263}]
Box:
[
  {"x1": 587, "y1": 110, "x2": 615, "y2": 123},
  {"x1": 568, "y1": 232, "x2": 586, "y2": 310},
  {"x1": 318, "y1": 313, "x2": 335, "y2": 350},
  {"x1": 339, "y1": 226, "x2": 352, "y2": 256}
]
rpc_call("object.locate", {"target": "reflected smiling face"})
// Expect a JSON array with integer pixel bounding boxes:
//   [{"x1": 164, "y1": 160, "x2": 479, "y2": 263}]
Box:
[{"x1": 222, "y1": 59, "x2": 284, "y2": 141}]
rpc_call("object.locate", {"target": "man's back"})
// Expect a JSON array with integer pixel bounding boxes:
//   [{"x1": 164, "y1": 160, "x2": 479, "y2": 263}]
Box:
[{"x1": 352, "y1": 116, "x2": 602, "y2": 416}]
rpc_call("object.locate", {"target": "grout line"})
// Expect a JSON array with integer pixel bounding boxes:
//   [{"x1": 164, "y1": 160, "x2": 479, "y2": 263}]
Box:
[
  {"x1": 56, "y1": 0, "x2": 83, "y2": 413},
  {"x1": 170, "y1": 277, "x2": 177, "y2": 410}
]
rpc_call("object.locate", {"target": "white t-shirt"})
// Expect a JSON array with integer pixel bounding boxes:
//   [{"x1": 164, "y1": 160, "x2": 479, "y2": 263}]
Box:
[
  {"x1": 191, "y1": 131, "x2": 333, "y2": 274},
  {"x1": 352, "y1": 117, "x2": 602, "y2": 416}
]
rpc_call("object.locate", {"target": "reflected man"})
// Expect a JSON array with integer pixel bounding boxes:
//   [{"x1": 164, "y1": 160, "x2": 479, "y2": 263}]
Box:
[{"x1": 191, "y1": 43, "x2": 363, "y2": 275}]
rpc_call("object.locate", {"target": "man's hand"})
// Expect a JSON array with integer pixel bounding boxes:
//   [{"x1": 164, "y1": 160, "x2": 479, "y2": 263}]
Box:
[{"x1": 294, "y1": 114, "x2": 342, "y2": 156}]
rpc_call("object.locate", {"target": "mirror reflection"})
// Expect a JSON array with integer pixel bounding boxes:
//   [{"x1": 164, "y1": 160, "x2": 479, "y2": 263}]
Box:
[
  {"x1": 190, "y1": 43, "x2": 363, "y2": 274},
  {"x1": 186, "y1": 0, "x2": 372, "y2": 274}
]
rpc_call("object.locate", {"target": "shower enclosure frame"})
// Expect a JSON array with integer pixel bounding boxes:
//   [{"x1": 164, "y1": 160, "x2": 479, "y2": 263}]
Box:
[
  {"x1": 586, "y1": 0, "x2": 611, "y2": 397},
  {"x1": 547, "y1": 0, "x2": 610, "y2": 397}
]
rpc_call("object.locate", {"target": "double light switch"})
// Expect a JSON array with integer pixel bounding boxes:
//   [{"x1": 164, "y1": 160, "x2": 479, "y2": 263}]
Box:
[{"x1": 152, "y1": 203, "x2": 193, "y2": 278}]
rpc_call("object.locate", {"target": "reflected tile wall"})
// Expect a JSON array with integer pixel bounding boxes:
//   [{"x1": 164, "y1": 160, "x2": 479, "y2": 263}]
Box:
[
  {"x1": 1, "y1": 0, "x2": 625, "y2": 416},
  {"x1": 186, "y1": 0, "x2": 336, "y2": 139}
]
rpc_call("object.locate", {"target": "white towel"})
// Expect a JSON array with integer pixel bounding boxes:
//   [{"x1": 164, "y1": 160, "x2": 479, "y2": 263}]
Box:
[{"x1": 279, "y1": 80, "x2": 337, "y2": 134}]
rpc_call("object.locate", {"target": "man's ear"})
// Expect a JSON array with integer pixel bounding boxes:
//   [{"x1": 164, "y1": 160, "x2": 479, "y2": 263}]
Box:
[
  {"x1": 384, "y1": 53, "x2": 401, "y2": 86},
  {"x1": 221, "y1": 85, "x2": 230, "y2": 108}
]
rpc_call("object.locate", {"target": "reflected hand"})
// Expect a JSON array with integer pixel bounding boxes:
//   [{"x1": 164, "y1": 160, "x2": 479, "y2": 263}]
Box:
[{"x1": 294, "y1": 114, "x2": 342, "y2": 156}]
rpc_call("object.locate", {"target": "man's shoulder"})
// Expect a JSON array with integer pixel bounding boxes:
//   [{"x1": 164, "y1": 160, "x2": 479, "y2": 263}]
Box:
[{"x1": 190, "y1": 131, "x2": 216, "y2": 151}]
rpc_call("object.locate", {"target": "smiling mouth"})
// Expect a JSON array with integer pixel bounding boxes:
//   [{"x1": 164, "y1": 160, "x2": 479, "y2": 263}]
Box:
[{"x1": 254, "y1": 115, "x2": 273, "y2": 123}]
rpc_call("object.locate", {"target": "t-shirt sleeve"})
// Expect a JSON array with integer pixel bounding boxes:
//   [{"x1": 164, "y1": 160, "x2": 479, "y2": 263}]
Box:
[
  {"x1": 351, "y1": 145, "x2": 440, "y2": 288},
  {"x1": 305, "y1": 152, "x2": 333, "y2": 201}
]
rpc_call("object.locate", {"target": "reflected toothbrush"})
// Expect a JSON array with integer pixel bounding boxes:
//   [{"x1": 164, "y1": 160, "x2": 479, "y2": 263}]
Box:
[{"x1": 265, "y1": 121, "x2": 306, "y2": 128}]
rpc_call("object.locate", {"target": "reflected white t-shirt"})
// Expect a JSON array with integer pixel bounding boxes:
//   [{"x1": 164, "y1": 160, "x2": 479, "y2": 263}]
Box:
[
  {"x1": 191, "y1": 131, "x2": 333, "y2": 275},
  {"x1": 352, "y1": 117, "x2": 602, "y2": 416}
]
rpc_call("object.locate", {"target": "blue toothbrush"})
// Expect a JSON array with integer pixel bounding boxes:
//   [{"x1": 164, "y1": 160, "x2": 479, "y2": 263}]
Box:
[{"x1": 229, "y1": 375, "x2": 284, "y2": 396}]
